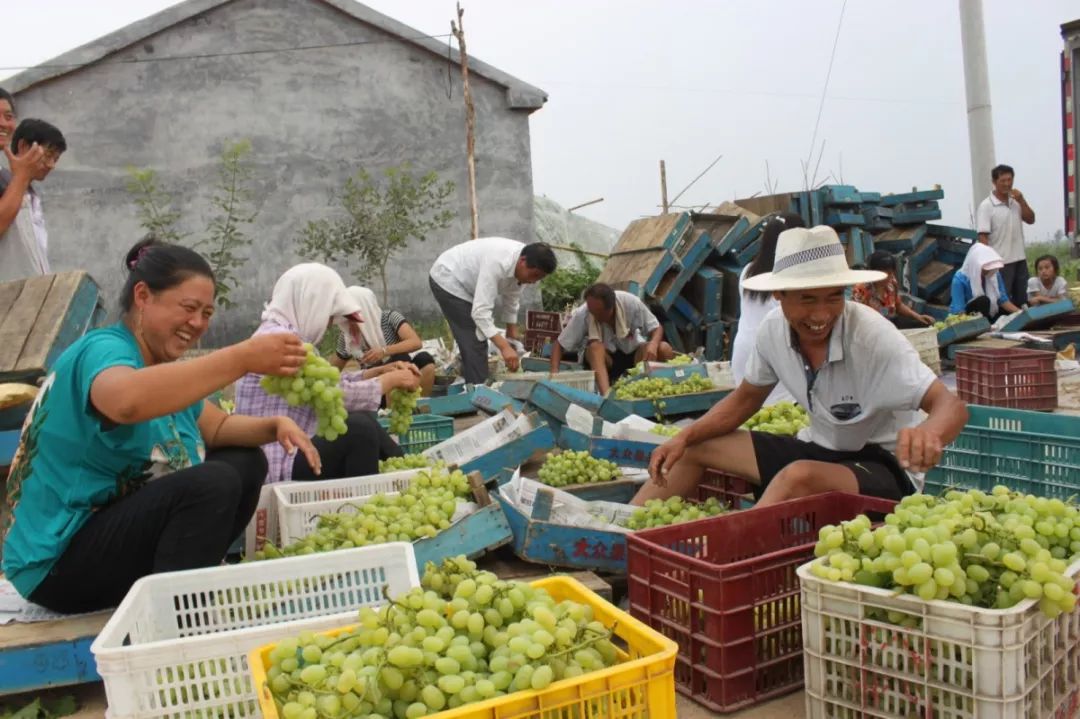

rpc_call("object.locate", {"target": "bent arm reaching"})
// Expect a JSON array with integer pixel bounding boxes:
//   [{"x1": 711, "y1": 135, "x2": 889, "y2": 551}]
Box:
[{"x1": 895, "y1": 381, "x2": 968, "y2": 473}]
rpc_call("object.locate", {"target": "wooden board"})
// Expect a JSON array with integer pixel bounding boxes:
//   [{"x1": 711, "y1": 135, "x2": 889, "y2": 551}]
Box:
[
  {"x1": 917, "y1": 260, "x2": 955, "y2": 298},
  {"x1": 0, "y1": 272, "x2": 102, "y2": 384},
  {"x1": 0, "y1": 611, "x2": 110, "y2": 694},
  {"x1": 873, "y1": 225, "x2": 927, "y2": 252},
  {"x1": 731, "y1": 193, "x2": 796, "y2": 218}
]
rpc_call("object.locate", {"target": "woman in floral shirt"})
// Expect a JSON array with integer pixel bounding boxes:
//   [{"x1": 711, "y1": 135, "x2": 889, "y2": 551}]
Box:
[{"x1": 852, "y1": 251, "x2": 935, "y2": 328}]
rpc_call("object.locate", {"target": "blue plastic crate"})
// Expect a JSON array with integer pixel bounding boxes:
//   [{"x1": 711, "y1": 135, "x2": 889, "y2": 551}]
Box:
[
  {"x1": 936, "y1": 316, "x2": 990, "y2": 347},
  {"x1": 924, "y1": 406, "x2": 1080, "y2": 499},
  {"x1": 378, "y1": 413, "x2": 454, "y2": 453}
]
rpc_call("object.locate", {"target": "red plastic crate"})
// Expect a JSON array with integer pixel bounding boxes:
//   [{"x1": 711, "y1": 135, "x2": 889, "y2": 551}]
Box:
[
  {"x1": 526, "y1": 310, "x2": 563, "y2": 333},
  {"x1": 523, "y1": 329, "x2": 559, "y2": 355},
  {"x1": 696, "y1": 470, "x2": 754, "y2": 510},
  {"x1": 955, "y1": 347, "x2": 1057, "y2": 411},
  {"x1": 626, "y1": 492, "x2": 897, "y2": 713}
]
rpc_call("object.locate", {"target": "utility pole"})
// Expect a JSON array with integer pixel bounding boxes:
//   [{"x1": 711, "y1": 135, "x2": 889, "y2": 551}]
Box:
[
  {"x1": 452, "y1": 3, "x2": 479, "y2": 239},
  {"x1": 959, "y1": 0, "x2": 996, "y2": 210},
  {"x1": 660, "y1": 160, "x2": 669, "y2": 214}
]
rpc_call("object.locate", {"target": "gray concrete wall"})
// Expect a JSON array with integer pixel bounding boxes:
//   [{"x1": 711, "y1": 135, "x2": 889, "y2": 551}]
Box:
[{"x1": 13, "y1": 0, "x2": 537, "y2": 344}]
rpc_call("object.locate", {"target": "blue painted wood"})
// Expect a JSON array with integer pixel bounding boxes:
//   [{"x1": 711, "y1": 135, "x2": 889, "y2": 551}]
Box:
[
  {"x1": 704, "y1": 321, "x2": 726, "y2": 361},
  {"x1": 926, "y1": 224, "x2": 978, "y2": 240},
  {"x1": 495, "y1": 490, "x2": 629, "y2": 572},
  {"x1": 661, "y1": 320, "x2": 684, "y2": 353},
  {"x1": 1001, "y1": 300, "x2": 1075, "y2": 332},
  {"x1": 826, "y1": 211, "x2": 866, "y2": 226},
  {"x1": 672, "y1": 296, "x2": 703, "y2": 328},
  {"x1": 561, "y1": 480, "x2": 641, "y2": 504},
  {"x1": 418, "y1": 390, "x2": 478, "y2": 417},
  {"x1": 926, "y1": 305, "x2": 950, "y2": 321},
  {"x1": 657, "y1": 236, "x2": 716, "y2": 309},
  {"x1": 823, "y1": 184, "x2": 863, "y2": 205},
  {"x1": 859, "y1": 191, "x2": 883, "y2": 203},
  {"x1": 459, "y1": 425, "x2": 556, "y2": 480},
  {"x1": 521, "y1": 357, "x2": 579, "y2": 372},
  {"x1": 908, "y1": 237, "x2": 938, "y2": 274},
  {"x1": 0, "y1": 636, "x2": 101, "y2": 694},
  {"x1": 692, "y1": 266, "x2": 724, "y2": 322},
  {"x1": 413, "y1": 503, "x2": 512, "y2": 569},
  {"x1": 526, "y1": 380, "x2": 603, "y2": 421},
  {"x1": 892, "y1": 206, "x2": 942, "y2": 225},
  {"x1": 590, "y1": 438, "x2": 655, "y2": 468},
  {"x1": 735, "y1": 238, "x2": 760, "y2": 267},
  {"x1": 470, "y1": 386, "x2": 523, "y2": 414},
  {"x1": 642, "y1": 252, "x2": 677, "y2": 298},
  {"x1": 602, "y1": 389, "x2": 730, "y2": 419},
  {"x1": 618, "y1": 363, "x2": 709, "y2": 384},
  {"x1": 726, "y1": 217, "x2": 766, "y2": 256},
  {"x1": 936, "y1": 317, "x2": 990, "y2": 347},
  {"x1": 557, "y1": 427, "x2": 590, "y2": 452},
  {"x1": 879, "y1": 189, "x2": 945, "y2": 206},
  {"x1": 873, "y1": 225, "x2": 928, "y2": 252},
  {"x1": 919, "y1": 265, "x2": 956, "y2": 299},
  {"x1": 41, "y1": 276, "x2": 102, "y2": 376},
  {"x1": 666, "y1": 303, "x2": 694, "y2": 333},
  {"x1": 0, "y1": 428, "x2": 19, "y2": 465},
  {"x1": 625, "y1": 281, "x2": 643, "y2": 298},
  {"x1": 707, "y1": 215, "x2": 751, "y2": 258},
  {"x1": 903, "y1": 293, "x2": 927, "y2": 314}
]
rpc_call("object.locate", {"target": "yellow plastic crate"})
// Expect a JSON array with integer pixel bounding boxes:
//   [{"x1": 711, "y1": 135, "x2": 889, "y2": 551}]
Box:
[{"x1": 250, "y1": 576, "x2": 677, "y2": 719}]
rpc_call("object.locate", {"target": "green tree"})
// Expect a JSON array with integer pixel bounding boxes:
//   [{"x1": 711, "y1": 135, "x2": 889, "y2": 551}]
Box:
[
  {"x1": 296, "y1": 164, "x2": 456, "y2": 305},
  {"x1": 125, "y1": 140, "x2": 257, "y2": 308},
  {"x1": 540, "y1": 244, "x2": 602, "y2": 311}
]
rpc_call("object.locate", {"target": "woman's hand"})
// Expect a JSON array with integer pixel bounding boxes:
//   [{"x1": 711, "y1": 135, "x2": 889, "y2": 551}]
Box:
[
  {"x1": 918, "y1": 314, "x2": 935, "y2": 326},
  {"x1": 362, "y1": 347, "x2": 386, "y2": 365},
  {"x1": 276, "y1": 416, "x2": 321, "y2": 475},
  {"x1": 380, "y1": 368, "x2": 420, "y2": 395},
  {"x1": 240, "y1": 333, "x2": 308, "y2": 376}
]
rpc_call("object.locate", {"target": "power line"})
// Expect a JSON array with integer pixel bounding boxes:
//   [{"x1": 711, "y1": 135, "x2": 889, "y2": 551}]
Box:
[
  {"x1": 0, "y1": 33, "x2": 454, "y2": 73},
  {"x1": 806, "y1": 0, "x2": 848, "y2": 163}
]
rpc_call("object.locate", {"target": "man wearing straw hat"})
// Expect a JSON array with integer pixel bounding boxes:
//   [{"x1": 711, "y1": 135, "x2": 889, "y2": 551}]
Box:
[{"x1": 634, "y1": 226, "x2": 969, "y2": 507}]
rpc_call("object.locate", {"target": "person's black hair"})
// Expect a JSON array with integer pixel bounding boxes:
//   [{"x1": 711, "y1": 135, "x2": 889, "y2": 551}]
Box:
[
  {"x1": 11, "y1": 118, "x2": 66, "y2": 154},
  {"x1": 745, "y1": 212, "x2": 806, "y2": 302},
  {"x1": 991, "y1": 164, "x2": 1014, "y2": 182},
  {"x1": 0, "y1": 88, "x2": 14, "y2": 115},
  {"x1": 520, "y1": 242, "x2": 557, "y2": 274},
  {"x1": 866, "y1": 250, "x2": 897, "y2": 274},
  {"x1": 1034, "y1": 254, "x2": 1060, "y2": 275},
  {"x1": 583, "y1": 282, "x2": 617, "y2": 310},
  {"x1": 120, "y1": 235, "x2": 215, "y2": 313}
]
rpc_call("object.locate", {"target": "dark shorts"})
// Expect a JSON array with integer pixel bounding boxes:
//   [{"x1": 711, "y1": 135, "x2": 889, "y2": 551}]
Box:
[
  {"x1": 577, "y1": 345, "x2": 638, "y2": 382},
  {"x1": 749, "y1": 432, "x2": 915, "y2": 501}
]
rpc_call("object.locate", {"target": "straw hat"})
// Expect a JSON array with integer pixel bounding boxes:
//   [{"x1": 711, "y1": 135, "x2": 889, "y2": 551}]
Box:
[{"x1": 741, "y1": 225, "x2": 886, "y2": 291}]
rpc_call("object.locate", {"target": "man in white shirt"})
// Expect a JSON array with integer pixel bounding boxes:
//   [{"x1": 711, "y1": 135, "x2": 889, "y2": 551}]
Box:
[
  {"x1": 429, "y1": 238, "x2": 557, "y2": 383},
  {"x1": 0, "y1": 118, "x2": 66, "y2": 283},
  {"x1": 975, "y1": 164, "x2": 1036, "y2": 308},
  {"x1": 550, "y1": 283, "x2": 673, "y2": 394},
  {"x1": 633, "y1": 226, "x2": 968, "y2": 507}
]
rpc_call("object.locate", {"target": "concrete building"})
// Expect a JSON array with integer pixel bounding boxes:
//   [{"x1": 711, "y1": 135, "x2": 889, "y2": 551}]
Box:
[{"x1": 4, "y1": 0, "x2": 546, "y2": 343}]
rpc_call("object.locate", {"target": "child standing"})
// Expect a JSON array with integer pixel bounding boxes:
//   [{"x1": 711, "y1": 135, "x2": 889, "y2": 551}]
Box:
[{"x1": 1027, "y1": 255, "x2": 1068, "y2": 306}]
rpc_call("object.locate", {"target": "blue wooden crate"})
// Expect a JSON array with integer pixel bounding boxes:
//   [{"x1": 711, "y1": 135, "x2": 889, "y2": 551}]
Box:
[
  {"x1": 418, "y1": 389, "x2": 478, "y2": 417},
  {"x1": 471, "y1": 385, "x2": 524, "y2": 414},
  {"x1": 0, "y1": 271, "x2": 104, "y2": 384},
  {"x1": 601, "y1": 389, "x2": 730, "y2": 420},
  {"x1": 926, "y1": 223, "x2": 978, "y2": 241},
  {"x1": 917, "y1": 261, "x2": 955, "y2": 299},
  {"x1": 822, "y1": 184, "x2": 864, "y2": 205},
  {"x1": 907, "y1": 236, "x2": 938, "y2": 276},
  {"x1": 413, "y1": 502, "x2": 512, "y2": 568},
  {"x1": 666, "y1": 301, "x2": 696, "y2": 334},
  {"x1": 521, "y1": 356, "x2": 579, "y2": 372},
  {"x1": 526, "y1": 379, "x2": 604, "y2": 421},
  {"x1": 704, "y1": 321, "x2": 726, "y2": 361},
  {"x1": 709, "y1": 215, "x2": 753, "y2": 258},
  {"x1": 494, "y1": 488, "x2": 630, "y2": 573},
  {"x1": 841, "y1": 228, "x2": 871, "y2": 265},
  {"x1": 0, "y1": 614, "x2": 107, "y2": 694},
  {"x1": 861, "y1": 204, "x2": 893, "y2": 232},
  {"x1": 1000, "y1": 300, "x2": 1075, "y2": 332},
  {"x1": 879, "y1": 188, "x2": 945, "y2": 206},
  {"x1": 556, "y1": 428, "x2": 657, "y2": 469},
  {"x1": 661, "y1": 320, "x2": 684, "y2": 353},
  {"x1": 936, "y1": 317, "x2": 990, "y2": 347},
  {"x1": 690, "y1": 266, "x2": 724, "y2": 322},
  {"x1": 459, "y1": 424, "x2": 556, "y2": 481},
  {"x1": 672, "y1": 296, "x2": 703, "y2": 328},
  {"x1": 892, "y1": 203, "x2": 942, "y2": 225},
  {"x1": 735, "y1": 238, "x2": 761, "y2": 267},
  {"x1": 872, "y1": 224, "x2": 928, "y2": 252},
  {"x1": 826, "y1": 210, "x2": 866, "y2": 227}
]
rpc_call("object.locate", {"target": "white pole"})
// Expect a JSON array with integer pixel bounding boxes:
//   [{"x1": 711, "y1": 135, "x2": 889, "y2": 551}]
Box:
[{"x1": 959, "y1": 0, "x2": 996, "y2": 210}]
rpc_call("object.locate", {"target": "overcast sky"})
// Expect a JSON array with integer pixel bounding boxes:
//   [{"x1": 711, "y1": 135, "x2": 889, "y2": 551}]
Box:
[{"x1": 2, "y1": 0, "x2": 1076, "y2": 243}]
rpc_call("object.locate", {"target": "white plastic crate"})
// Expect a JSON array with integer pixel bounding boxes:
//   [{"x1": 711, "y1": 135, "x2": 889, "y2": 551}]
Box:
[
  {"x1": 798, "y1": 560, "x2": 1080, "y2": 719},
  {"x1": 91, "y1": 543, "x2": 419, "y2": 718},
  {"x1": 494, "y1": 369, "x2": 597, "y2": 394}
]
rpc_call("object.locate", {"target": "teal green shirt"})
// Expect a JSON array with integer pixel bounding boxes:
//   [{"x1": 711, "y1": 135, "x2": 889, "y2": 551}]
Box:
[{"x1": 1, "y1": 324, "x2": 204, "y2": 598}]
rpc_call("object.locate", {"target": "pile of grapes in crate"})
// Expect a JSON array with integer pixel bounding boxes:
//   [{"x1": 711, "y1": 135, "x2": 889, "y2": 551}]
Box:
[
  {"x1": 741, "y1": 401, "x2": 809, "y2": 436},
  {"x1": 378, "y1": 454, "x2": 436, "y2": 473},
  {"x1": 256, "y1": 468, "x2": 472, "y2": 559},
  {"x1": 262, "y1": 557, "x2": 623, "y2": 718},
  {"x1": 260, "y1": 343, "x2": 348, "y2": 440},
  {"x1": 932, "y1": 312, "x2": 983, "y2": 332},
  {"x1": 808, "y1": 486, "x2": 1079, "y2": 618},
  {"x1": 612, "y1": 374, "x2": 713, "y2": 400},
  {"x1": 536, "y1": 451, "x2": 620, "y2": 488},
  {"x1": 622, "y1": 496, "x2": 728, "y2": 530}
]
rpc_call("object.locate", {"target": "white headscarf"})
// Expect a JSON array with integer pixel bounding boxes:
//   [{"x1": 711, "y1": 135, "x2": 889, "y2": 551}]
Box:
[
  {"x1": 341, "y1": 286, "x2": 386, "y2": 356},
  {"x1": 960, "y1": 243, "x2": 1005, "y2": 316},
  {"x1": 262, "y1": 263, "x2": 362, "y2": 344}
]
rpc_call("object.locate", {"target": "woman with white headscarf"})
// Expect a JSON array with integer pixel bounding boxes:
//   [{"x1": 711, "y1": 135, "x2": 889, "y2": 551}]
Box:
[
  {"x1": 949, "y1": 244, "x2": 1022, "y2": 321},
  {"x1": 235, "y1": 264, "x2": 420, "y2": 482},
  {"x1": 330, "y1": 286, "x2": 437, "y2": 397}
]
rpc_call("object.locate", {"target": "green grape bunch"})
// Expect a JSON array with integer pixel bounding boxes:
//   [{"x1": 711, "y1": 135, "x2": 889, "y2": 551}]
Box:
[
  {"x1": 612, "y1": 374, "x2": 713, "y2": 400},
  {"x1": 263, "y1": 556, "x2": 622, "y2": 719},
  {"x1": 649, "y1": 424, "x2": 682, "y2": 438},
  {"x1": 741, "y1": 401, "x2": 809, "y2": 436},
  {"x1": 260, "y1": 343, "x2": 349, "y2": 440},
  {"x1": 536, "y1": 451, "x2": 620, "y2": 487},
  {"x1": 808, "y1": 486, "x2": 1080, "y2": 619},
  {"x1": 932, "y1": 312, "x2": 983, "y2": 332},
  {"x1": 387, "y1": 387, "x2": 421, "y2": 436},
  {"x1": 378, "y1": 454, "x2": 434, "y2": 473},
  {"x1": 255, "y1": 468, "x2": 472, "y2": 559},
  {"x1": 623, "y1": 496, "x2": 728, "y2": 530}
]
